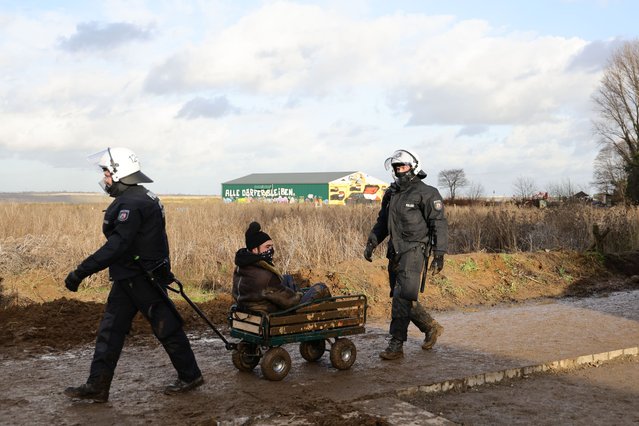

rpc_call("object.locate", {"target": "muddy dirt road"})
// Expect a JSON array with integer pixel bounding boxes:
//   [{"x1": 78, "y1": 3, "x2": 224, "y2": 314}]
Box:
[
  {"x1": 403, "y1": 355, "x2": 639, "y2": 426},
  {"x1": 1, "y1": 290, "x2": 638, "y2": 425}
]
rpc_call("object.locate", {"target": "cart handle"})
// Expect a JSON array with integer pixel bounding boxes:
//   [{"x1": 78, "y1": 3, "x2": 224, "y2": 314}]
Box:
[{"x1": 167, "y1": 278, "x2": 236, "y2": 351}]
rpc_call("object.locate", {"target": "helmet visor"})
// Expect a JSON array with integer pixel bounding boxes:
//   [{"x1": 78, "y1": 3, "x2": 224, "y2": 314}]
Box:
[
  {"x1": 87, "y1": 148, "x2": 115, "y2": 172},
  {"x1": 87, "y1": 149, "x2": 113, "y2": 193},
  {"x1": 384, "y1": 150, "x2": 416, "y2": 171}
]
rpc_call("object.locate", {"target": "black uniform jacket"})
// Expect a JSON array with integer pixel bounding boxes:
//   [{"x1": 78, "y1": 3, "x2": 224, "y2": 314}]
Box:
[
  {"x1": 75, "y1": 185, "x2": 170, "y2": 281},
  {"x1": 369, "y1": 178, "x2": 448, "y2": 258},
  {"x1": 232, "y1": 249, "x2": 302, "y2": 313}
]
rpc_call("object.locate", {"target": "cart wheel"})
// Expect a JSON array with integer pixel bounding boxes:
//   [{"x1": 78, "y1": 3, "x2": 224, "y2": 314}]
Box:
[
  {"x1": 231, "y1": 342, "x2": 260, "y2": 372},
  {"x1": 299, "y1": 340, "x2": 326, "y2": 362},
  {"x1": 260, "y1": 347, "x2": 291, "y2": 381},
  {"x1": 329, "y1": 338, "x2": 356, "y2": 370}
]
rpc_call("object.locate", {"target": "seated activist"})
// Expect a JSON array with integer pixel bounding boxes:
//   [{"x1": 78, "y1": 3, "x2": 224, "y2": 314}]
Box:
[{"x1": 232, "y1": 221, "x2": 331, "y2": 313}]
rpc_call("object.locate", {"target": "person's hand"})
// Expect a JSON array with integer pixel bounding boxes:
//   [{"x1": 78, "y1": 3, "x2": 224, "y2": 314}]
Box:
[
  {"x1": 364, "y1": 242, "x2": 376, "y2": 262},
  {"x1": 430, "y1": 254, "x2": 445, "y2": 275},
  {"x1": 64, "y1": 271, "x2": 83, "y2": 292}
]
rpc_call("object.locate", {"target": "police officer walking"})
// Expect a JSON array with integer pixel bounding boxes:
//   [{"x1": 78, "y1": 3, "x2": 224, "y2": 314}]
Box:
[
  {"x1": 364, "y1": 149, "x2": 448, "y2": 360},
  {"x1": 63, "y1": 147, "x2": 203, "y2": 402}
]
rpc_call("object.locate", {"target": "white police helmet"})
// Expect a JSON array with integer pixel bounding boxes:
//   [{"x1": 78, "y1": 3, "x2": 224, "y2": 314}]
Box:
[
  {"x1": 384, "y1": 149, "x2": 426, "y2": 181},
  {"x1": 88, "y1": 147, "x2": 153, "y2": 185}
]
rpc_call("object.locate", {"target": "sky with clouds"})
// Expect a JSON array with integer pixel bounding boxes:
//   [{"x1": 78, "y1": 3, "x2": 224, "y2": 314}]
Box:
[{"x1": 1, "y1": 0, "x2": 637, "y2": 196}]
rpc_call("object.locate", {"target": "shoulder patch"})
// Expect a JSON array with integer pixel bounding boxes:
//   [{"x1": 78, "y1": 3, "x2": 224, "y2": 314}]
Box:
[
  {"x1": 117, "y1": 209, "x2": 130, "y2": 222},
  {"x1": 433, "y1": 200, "x2": 443, "y2": 211}
]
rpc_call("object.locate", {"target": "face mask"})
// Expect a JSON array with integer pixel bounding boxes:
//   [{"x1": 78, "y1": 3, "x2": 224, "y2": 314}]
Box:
[
  {"x1": 100, "y1": 180, "x2": 129, "y2": 198},
  {"x1": 394, "y1": 169, "x2": 415, "y2": 185},
  {"x1": 395, "y1": 169, "x2": 409, "y2": 179},
  {"x1": 259, "y1": 247, "x2": 275, "y2": 263}
]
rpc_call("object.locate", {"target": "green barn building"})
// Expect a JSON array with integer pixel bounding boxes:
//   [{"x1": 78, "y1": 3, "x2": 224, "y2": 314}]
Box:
[{"x1": 222, "y1": 171, "x2": 388, "y2": 205}]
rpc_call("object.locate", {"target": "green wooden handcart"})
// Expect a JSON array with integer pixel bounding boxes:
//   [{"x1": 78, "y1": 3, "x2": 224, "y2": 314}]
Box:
[{"x1": 228, "y1": 294, "x2": 368, "y2": 381}]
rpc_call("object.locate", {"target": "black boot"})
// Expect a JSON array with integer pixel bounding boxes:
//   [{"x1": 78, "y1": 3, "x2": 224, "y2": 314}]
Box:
[
  {"x1": 379, "y1": 337, "x2": 404, "y2": 360},
  {"x1": 64, "y1": 375, "x2": 112, "y2": 403},
  {"x1": 164, "y1": 375, "x2": 204, "y2": 395}
]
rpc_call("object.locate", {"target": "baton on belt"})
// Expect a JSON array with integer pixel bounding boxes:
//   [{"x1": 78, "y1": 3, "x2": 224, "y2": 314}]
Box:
[
  {"x1": 420, "y1": 245, "x2": 430, "y2": 293},
  {"x1": 420, "y1": 223, "x2": 436, "y2": 293}
]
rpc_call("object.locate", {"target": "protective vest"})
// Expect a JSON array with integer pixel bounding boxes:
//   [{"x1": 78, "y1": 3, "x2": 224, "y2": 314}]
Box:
[
  {"x1": 370, "y1": 179, "x2": 448, "y2": 258},
  {"x1": 76, "y1": 185, "x2": 170, "y2": 280}
]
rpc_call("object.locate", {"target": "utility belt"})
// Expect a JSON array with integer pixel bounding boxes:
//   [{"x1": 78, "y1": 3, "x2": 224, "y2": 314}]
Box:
[{"x1": 132, "y1": 257, "x2": 183, "y2": 325}]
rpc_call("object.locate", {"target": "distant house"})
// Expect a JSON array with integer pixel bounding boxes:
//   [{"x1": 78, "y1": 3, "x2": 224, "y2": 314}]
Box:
[
  {"x1": 593, "y1": 192, "x2": 613, "y2": 206},
  {"x1": 221, "y1": 171, "x2": 388, "y2": 205},
  {"x1": 572, "y1": 191, "x2": 590, "y2": 201}
]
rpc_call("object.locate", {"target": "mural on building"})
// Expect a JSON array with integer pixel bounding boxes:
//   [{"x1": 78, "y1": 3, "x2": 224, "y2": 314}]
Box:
[
  {"x1": 222, "y1": 183, "x2": 317, "y2": 203},
  {"x1": 223, "y1": 185, "x2": 297, "y2": 200},
  {"x1": 222, "y1": 172, "x2": 388, "y2": 204},
  {"x1": 222, "y1": 184, "x2": 303, "y2": 203},
  {"x1": 328, "y1": 172, "x2": 388, "y2": 205}
]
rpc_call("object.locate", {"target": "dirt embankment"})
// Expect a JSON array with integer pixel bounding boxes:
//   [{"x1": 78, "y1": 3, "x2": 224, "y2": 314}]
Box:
[{"x1": 1, "y1": 250, "x2": 638, "y2": 356}]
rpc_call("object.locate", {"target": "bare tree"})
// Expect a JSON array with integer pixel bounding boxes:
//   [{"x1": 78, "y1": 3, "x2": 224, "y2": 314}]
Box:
[
  {"x1": 592, "y1": 40, "x2": 639, "y2": 203},
  {"x1": 547, "y1": 178, "x2": 578, "y2": 200},
  {"x1": 437, "y1": 169, "x2": 468, "y2": 200},
  {"x1": 465, "y1": 181, "x2": 485, "y2": 201},
  {"x1": 592, "y1": 145, "x2": 627, "y2": 203},
  {"x1": 512, "y1": 176, "x2": 537, "y2": 202}
]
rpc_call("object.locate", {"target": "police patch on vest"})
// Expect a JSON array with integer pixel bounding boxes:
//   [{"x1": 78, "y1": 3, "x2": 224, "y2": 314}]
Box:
[
  {"x1": 434, "y1": 200, "x2": 443, "y2": 211},
  {"x1": 117, "y1": 209, "x2": 130, "y2": 222}
]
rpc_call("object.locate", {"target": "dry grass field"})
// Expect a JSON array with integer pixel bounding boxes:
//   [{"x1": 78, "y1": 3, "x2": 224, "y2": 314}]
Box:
[
  {"x1": 1, "y1": 199, "x2": 638, "y2": 290},
  {"x1": 1, "y1": 197, "x2": 638, "y2": 300}
]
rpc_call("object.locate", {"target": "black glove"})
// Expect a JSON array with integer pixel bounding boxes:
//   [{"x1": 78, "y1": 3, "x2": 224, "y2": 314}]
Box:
[
  {"x1": 364, "y1": 241, "x2": 377, "y2": 262},
  {"x1": 64, "y1": 270, "x2": 83, "y2": 292},
  {"x1": 430, "y1": 254, "x2": 445, "y2": 275}
]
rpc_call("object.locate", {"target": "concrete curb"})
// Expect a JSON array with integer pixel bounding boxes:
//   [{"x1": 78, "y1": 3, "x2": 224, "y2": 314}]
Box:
[
  {"x1": 396, "y1": 346, "x2": 639, "y2": 398},
  {"x1": 351, "y1": 397, "x2": 457, "y2": 425}
]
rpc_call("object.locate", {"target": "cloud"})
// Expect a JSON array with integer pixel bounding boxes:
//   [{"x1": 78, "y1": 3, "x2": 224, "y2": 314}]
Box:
[
  {"x1": 457, "y1": 125, "x2": 489, "y2": 137},
  {"x1": 318, "y1": 120, "x2": 377, "y2": 140},
  {"x1": 567, "y1": 38, "x2": 625, "y2": 72},
  {"x1": 390, "y1": 27, "x2": 599, "y2": 126},
  {"x1": 142, "y1": 3, "x2": 599, "y2": 129},
  {"x1": 143, "y1": 4, "x2": 454, "y2": 95},
  {"x1": 176, "y1": 96, "x2": 239, "y2": 119},
  {"x1": 58, "y1": 21, "x2": 154, "y2": 51}
]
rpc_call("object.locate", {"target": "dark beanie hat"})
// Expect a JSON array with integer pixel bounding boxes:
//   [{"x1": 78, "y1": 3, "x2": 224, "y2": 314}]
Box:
[{"x1": 245, "y1": 221, "x2": 271, "y2": 250}]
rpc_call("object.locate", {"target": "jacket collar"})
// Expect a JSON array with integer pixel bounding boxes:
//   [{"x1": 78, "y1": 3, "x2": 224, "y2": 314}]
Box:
[{"x1": 234, "y1": 248, "x2": 283, "y2": 280}]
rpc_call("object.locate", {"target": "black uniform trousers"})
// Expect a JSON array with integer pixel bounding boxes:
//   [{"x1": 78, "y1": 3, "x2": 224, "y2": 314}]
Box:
[
  {"x1": 389, "y1": 245, "x2": 437, "y2": 341},
  {"x1": 88, "y1": 274, "x2": 201, "y2": 384}
]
